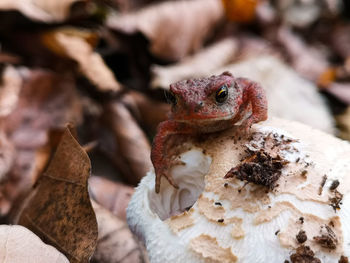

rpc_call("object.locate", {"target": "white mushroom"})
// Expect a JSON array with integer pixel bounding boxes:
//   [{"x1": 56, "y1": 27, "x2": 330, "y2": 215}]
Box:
[{"x1": 127, "y1": 118, "x2": 350, "y2": 263}]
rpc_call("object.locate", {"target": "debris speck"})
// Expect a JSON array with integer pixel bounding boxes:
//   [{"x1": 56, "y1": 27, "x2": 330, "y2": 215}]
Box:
[
  {"x1": 290, "y1": 245, "x2": 321, "y2": 263},
  {"x1": 313, "y1": 225, "x2": 338, "y2": 250},
  {"x1": 318, "y1": 175, "x2": 327, "y2": 195},
  {"x1": 217, "y1": 219, "x2": 224, "y2": 223},
  {"x1": 330, "y1": 180, "x2": 340, "y2": 190},
  {"x1": 329, "y1": 190, "x2": 343, "y2": 212},
  {"x1": 296, "y1": 230, "x2": 307, "y2": 244},
  {"x1": 214, "y1": 202, "x2": 222, "y2": 206},
  {"x1": 299, "y1": 217, "x2": 304, "y2": 224},
  {"x1": 275, "y1": 229, "x2": 280, "y2": 235}
]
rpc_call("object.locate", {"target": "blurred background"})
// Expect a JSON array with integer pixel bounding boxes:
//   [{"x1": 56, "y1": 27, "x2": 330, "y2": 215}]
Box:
[{"x1": 0, "y1": 0, "x2": 349, "y2": 261}]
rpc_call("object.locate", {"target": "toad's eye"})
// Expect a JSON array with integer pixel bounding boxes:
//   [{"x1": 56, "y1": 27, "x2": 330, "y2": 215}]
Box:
[
  {"x1": 215, "y1": 85, "x2": 228, "y2": 103},
  {"x1": 165, "y1": 91, "x2": 177, "y2": 105}
]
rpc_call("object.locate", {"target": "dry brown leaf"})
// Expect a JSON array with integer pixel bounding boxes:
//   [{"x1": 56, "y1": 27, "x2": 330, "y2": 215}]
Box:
[
  {"x1": 0, "y1": 225, "x2": 69, "y2": 263},
  {"x1": 0, "y1": 52, "x2": 21, "y2": 64},
  {"x1": 0, "y1": 0, "x2": 85, "y2": 22},
  {"x1": 277, "y1": 27, "x2": 329, "y2": 82},
  {"x1": 103, "y1": 102, "x2": 152, "y2": 185},
  {"x1": 0, "y1": 65, "x2": 22, "y2": 117},
  {"x1": 17, "y1": 127, "x2": 98, "y2": 263},
  {"x1": 89, "y1": 176, "x2": 134, "y2": 220},
  {"x1": 221, "y1": 0, "x2": 258, "y2": 22},
  {"x1": 42, "y1": 30, "x2": 121, "y2": 93},
  {"x1": 107, "y1": 0, "x2": 224, "y2": 61},
  {"x1": 151, "y1": 38, "x2": 239, "y2": 89},
  {"x1": 120, "y1": 91, "x2": 170, "y2": 133},
  {"x1": 5, "y1": 69, "x2": 82, "y2": 148},
  {"x1": 336, "y1": 106, "x2": 350, "y2": 141},
  {"x1": 0, "y1": 131, "x2": 15, "y2": 182},
  {"x1": 91, "y1": 200, "x2": 149, "y2": 263},
  {"x1": 0, "y1": 70, "x2": 81, "y2": 218},
  {"x1": 325, "y1": 82, "x2": 350, "y2": 105},
  {"x1": 331, "y1": 23, "x2": 350, "y2": 59}
]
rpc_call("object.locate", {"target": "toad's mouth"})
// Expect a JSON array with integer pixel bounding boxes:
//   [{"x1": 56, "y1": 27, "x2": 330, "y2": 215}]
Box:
[{"x1": 174, "y1": 113, "x2": 235, "y2": 123}]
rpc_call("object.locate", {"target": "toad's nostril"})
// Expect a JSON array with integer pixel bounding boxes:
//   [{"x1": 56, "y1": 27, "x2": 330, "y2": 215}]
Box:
[{"x1": 194, "y1": 101, "x2": 204, "y2": 112}]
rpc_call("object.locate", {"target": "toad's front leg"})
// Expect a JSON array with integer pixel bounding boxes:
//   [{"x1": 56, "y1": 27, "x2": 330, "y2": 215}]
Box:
[
  {"x1": 237, "y1": 78, "x2": 268, "y2": 130},
  {"x1": 151, "y1": 120, "x2": 194, "y2": 193}
]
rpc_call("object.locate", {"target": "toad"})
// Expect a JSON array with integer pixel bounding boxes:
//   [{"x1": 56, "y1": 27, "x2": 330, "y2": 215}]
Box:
[{"x1": 151, "y1": 72, "x2": 268, "y2": 193}]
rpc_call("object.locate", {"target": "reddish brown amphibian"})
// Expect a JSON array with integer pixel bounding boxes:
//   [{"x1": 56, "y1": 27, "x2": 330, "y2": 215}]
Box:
[{"x1": 151, "y1": 72, "x2": 268, "y2": 193}]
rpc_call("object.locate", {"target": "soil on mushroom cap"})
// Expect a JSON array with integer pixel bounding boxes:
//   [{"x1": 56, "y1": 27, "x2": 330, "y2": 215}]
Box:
[
  {"x1": 296, "y1": 230, "x2": 307, "y2": 244},
  {"x1": 290, "y1": 245, "x2": 321, "y2": 263},
  {"x1": 313, "y1": 225, "x2": 338, "y2": 250},
  {"x1": 224, "y1": 149, "x2": 288, "y2": 189}
]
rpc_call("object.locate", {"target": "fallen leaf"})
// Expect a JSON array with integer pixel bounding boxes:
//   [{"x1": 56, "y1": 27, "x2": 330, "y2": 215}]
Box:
[
  {"x1": 5, "y1": 69, "x2": 82, "y2": 149},
  {"x1": 42, "y1": 29, "x2": 122, "y2": 93},
  {"x1": 0, "y1": 224, "x2": 69, "y2": 263},
  {"x1": 277, "y1": 26, "x2": 329, "y2": 82},
  {"x1": 17, "y1": 127, "x2": 98, "y2": 263},
  {"x1": 336, "y1": 106, "x2": 350, "y2": 141},
  {"x1": 0, "y1": 65, "x2": 22, "y2": 117},
  {"x1": 0, "y1": 52, "x2": 21, "y2": 64},
  {"x1": 107, "y1": 0, "x2": 224, "y2": 61},
  {"x1": 325, "y1": 82, "x2": 350, "y2": 105},
  {"x1": 151, "y1": 37, "x2": 239, "y2": 90},
  {"x1": 221, "y1": 0, "x2": 258, "y2": 22},
  {"x1": 102, "y1": 102, "x2": 152, "y2": 185},
  {"x1": 91, "y1": 200, "x2": 149, "y2": 263},
  {"x1": 89, "y1": 176, "x2": 134, "y2": 220},
  {"x1": 120, "y1": 91, "x2": 170, "y2": 133},
  {"x1": 0, "y1": 130, "x2": 15, "y2": 182},
  {"x1": 331, "y1": 23, "x2": 350, "y2": 59},
  {"x1": 0, "y1": 0, "x2": 85, "y2": 22}
]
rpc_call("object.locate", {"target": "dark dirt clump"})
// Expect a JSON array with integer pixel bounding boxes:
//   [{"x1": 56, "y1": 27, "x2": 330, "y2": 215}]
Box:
[
  {"x1": 329, "y1": 190, "x2": 343, "y2": 212},
  {"x1": 318, "y1": 175, "x2": 327, "y2": 195},
  {"x1": 296, "y1": 230, "x2": 307, "y2": 243},
  {"x1": 290, "y1": 245, "x2": 321, "y2": 263},
  {"x1": 330, "y1": 179, "x2": 340, "y2": 190},
  {"x1": 313, "y1": 225, "x2": 338, "y2": 250},
  {"x1": 224, "y1": 149, "x2": 288, "y2": 189}
]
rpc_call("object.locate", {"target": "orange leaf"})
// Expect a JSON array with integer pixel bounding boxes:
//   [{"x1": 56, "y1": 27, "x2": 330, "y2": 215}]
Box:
[{"x1": 221, "y1": 0, "x2": 258, "y2": 22}]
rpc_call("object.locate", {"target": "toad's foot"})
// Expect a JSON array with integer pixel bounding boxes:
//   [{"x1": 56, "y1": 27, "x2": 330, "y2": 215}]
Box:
[{"x1": 155, "y1": 158, "x2": 184, "y2": 193}]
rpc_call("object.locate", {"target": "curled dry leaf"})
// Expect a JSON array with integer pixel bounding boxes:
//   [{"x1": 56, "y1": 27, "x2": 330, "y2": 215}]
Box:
[
  {"x1": 5, "y1": 69, "x2": 82, "y2": 149},
  {"x1": 0, "y1": 225, "x2": 69, "y2": 263},
  {"x1": 107, "y1": 0, "x2": 224, "y2": 61},
  {"x1": 336, "y1": 107, "x2": 350, "y2": 141},
  {"x1": 325, "y1": 82, "x2": 350, "y2": 105},
  {"x1": 102, "y1": 102, "x2": 151, "y2": 185},
  {"x1": 0, "y1": 69, "x2": 81, "y2": 218},
  {"x1": 121, "y1": 90, "x2": 170, "y2": 133},
  {"x1": 42, "y1": 30, "x2": 121, "y2": 93},
  {"x1": 0, "y1": 0, "x2": 85, "y2": 22},
  {"x1": 331, "y1": 23, "x2": 350, "y2": 59},
  {"x1": 89, "y1": 176, "x2": 134, "y2": 220},
  {"x1": 0, "y1": 131, "x2": 15, "y2": 182},
  {"x1": 92, "y1": 200, "x2": 149, "y2": 263},
  {"x1": 151, "y1": 38, "x2": 239, "y2": 90},
  {"x1": 277, "y1": 27, "x2": 329, "y2": 82},
  {"x1": 17, "y1": 127, "x2": 98, "y2": 263},
  {"x1": 0, "y1": 65, "x2": 22, "y2": 117}
]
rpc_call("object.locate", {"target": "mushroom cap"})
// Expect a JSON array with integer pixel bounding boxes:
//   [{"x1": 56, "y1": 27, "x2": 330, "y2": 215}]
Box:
[{"x1": 127, "y1": 117, "x2": 350, "y2": 263}]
